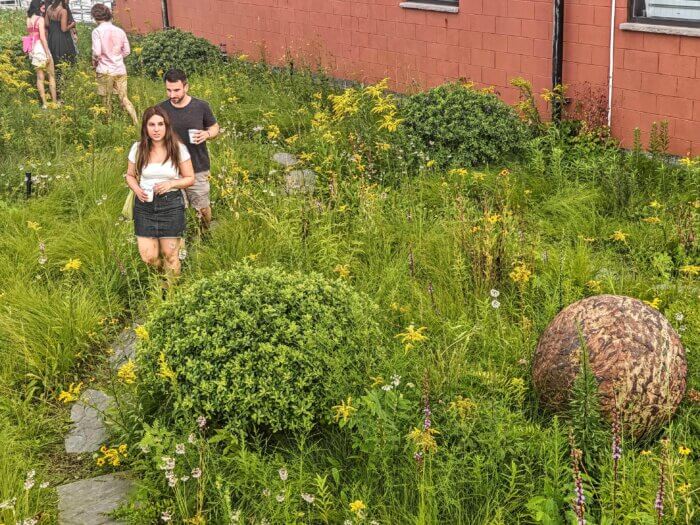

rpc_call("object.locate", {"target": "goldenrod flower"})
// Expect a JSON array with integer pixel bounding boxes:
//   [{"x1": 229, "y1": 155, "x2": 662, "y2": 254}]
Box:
[
  {"x1": 349, "y1": 500, "x2": 366, "y2": 515},
  {"x1": 586, "y1": 280, "x2": 602, "y2": 293},
  {"x1": 395, "y1": 325, "x2": 427, "y2": 353},
  {"x1": 333, "y1": 264, "x2": 350, "y2": 279},
  {"x1": 678, "y1": 483, "x2": 691, "y2": 494},
  {"x1": 61, "y1": 258, "x2": 82, "y2": 272},
  {"x1": 370, "y1": 375, "x2": 384, "y2": 387},
  {"x1": 332, "y1": 396, "x2": 357, "y2": 424},
  {"x1": 679, "y1": 265, "x2": 700, "y2": 276},
  {"x1": 58, "y1": 382, "x2": 84, "y2": 403},
  {"x1": 407, "y1": 426, "x2": 439, "y2": 453},
  {"x1": 158, "y1": 352, "x2": 177, "y2": 381},
  {"x1": 134, "y1": 326, "x2": 149, "y2": 340},
  {"x1": 640, "y1": 450, "x2": 652, "y2": 456},
  {"x1": 266, "y1": 124, "x2": 280, "y2": 140},
  {"x1": 509, "y1": 264, "x2": 532, "y2": 285},
  {"x1": 117, "y1": 360, "x2": 136, "y2": 384},
  {"x1": 610, "y1": 230, "x2": 628, "y2": 242},
  {"x1": 643, "y1": 297, "x2": 662, "y2": 310},
  {"x1": 641, "y1": 216, "x2": 661, "y2": 224},
  {"x1": 448, "y1": 395, "x2": 476, "y2": 419}
]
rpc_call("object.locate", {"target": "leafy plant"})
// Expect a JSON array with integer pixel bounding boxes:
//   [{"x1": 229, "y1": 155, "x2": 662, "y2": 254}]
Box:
[
  {"x1": 130, "y1": 28, "x2": 221, "y2": 79},
  {"x1": 400, "y1": 81, "x2": 528, "y2": 168},
  {"x1": 137, "y1": 264, "x2": 383, "y2": 435}
]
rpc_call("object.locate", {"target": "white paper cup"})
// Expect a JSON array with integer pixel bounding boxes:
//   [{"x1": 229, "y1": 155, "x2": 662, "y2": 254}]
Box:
[
  {"x1": 188, "y1": 129, "x2": 199, "y2": 144},
  {"x1": 144, "y1": 187, "x2": 154, "y2": 202}
]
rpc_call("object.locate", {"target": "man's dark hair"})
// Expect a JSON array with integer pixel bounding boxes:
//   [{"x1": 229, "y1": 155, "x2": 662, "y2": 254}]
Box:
[
  {"x1": 164, "y1": 69, "x2": 188, "y2": 85},
  {"x1": 91, "y1": 3, "x2": 112, "y2": 22}
]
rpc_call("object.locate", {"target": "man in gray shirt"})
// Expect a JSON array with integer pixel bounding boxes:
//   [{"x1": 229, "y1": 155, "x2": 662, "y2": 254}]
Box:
[{"x1": 159, "y1": 69, "x2": 219, "y2": 231}]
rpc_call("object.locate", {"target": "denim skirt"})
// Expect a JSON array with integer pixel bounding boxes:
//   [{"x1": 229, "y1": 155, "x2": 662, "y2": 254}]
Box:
[{"x1": 133, "y1": 190, "x2": 186, "y2": 238}]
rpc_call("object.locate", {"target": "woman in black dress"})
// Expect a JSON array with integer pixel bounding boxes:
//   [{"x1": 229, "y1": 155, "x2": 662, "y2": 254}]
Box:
[{"x1": 45, "y1": 0, "x2": 76, "y2": 66}]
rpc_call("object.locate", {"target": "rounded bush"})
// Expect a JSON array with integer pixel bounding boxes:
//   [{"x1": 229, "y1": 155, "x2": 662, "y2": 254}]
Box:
[
  {"x1": 133, "y1": 28, "x2": 221, "y2": 79},
  {"x1": 137, "y1": 265, "x2": 382, "y2": 434},
  {"x1": 401, "y1": 82, "x2": 528, "y2": 168}
]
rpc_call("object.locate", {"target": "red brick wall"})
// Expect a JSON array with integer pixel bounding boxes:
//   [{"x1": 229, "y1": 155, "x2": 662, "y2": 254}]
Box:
[{"x1": 115, "y1": 0, "x2": 700, "y2": 156}]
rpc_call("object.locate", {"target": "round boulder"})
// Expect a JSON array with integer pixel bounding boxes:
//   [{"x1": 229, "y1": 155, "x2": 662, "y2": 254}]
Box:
[{"x1": 533, "y1": 295, "x2": 687, "y2": 438}]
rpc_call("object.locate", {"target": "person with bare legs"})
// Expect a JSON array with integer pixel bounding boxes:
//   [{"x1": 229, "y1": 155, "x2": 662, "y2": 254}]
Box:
[
  {"x1": 25, "y1": 0, "x2": 56, "y2": 108},
  {"x1": 90, "y1": 3, "x2": 138, "y2": 126},
  {"x1": 159, "y1": 69, "x2": 219, "y2": 233},
  {"x1": 125, "y1": 106, "x2": 194, "y2": 278}
]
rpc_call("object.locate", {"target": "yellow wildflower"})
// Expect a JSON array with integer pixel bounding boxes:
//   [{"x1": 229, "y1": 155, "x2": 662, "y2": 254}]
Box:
[
  {"x1": 678, "y1": 445, "x2": 691, "y2": 456},
  {"x1": 284, "y1": 134, "x2": 299, "y2": 145},
  {"x1": 117, "y1": 359, "x2": 136, "y2": 384},
  {"x1": 643, "y1": 297, "x2": 662, "y2": 309},
  {"x1": 448, "y1": 395, "x2": 476, "y2": 419},
  {"x1": 395, "y1": 324, "x2": 427, "y2": 353},
  {"x1": 333, "y1": 264, "x2": 350, "y2": 279},
  {"x1": 134, "y1": 326, "x2": 149, "y2": 340},
  {"x1": 407, "y1": 426, "x2": 439, "y2": 453},
  {"x1": 376, "y1": 142, "x2": 391, "y2": 151},
  {"x1": 610, "y1": 230, "x2": 628, "y2": 242},
  {"x1": 426, "y1": 160, "x2": 436, "y2": 169},
  {"x1": 349, "y1": 500, "x2": 366, "y2": 515},
  {"x1": 266, "y1": 124, "x2": 280, "y2": 140},
  {"x1": 332, "y1": 396, "x2": 357, "y2": 424},
  {"x1": 586, "y1": 280, "x2": 602, "y2": 293},
  {"x1": 642, "y1": 216, "x2": 661, "y2": 224},
  {"x1": 499, "y1": 168, "x2": 510, "y2": 177},
  {"x1": 158, "y1": 352, "x2": 177, "y2": 381},
  {"x1": 61, "y1": 258, "x2": 82, "y2": 272},
  {"x1": 118, "y1": 444, "x2": 128, "y2": 455},
  {"x1": 238, "y1": 54, "x2": 248, "y2": 61},
  {"x1": 509, "y1": 264, "x2": 532, "y2": 285},
  {"x1": 96, "y1": 457, "x2": 106, "y2": 467},
  {"x1": 472, "y1": 171, "x2": 486, "y2": 181},
  {"x1": 449, "y1": 168, "x2": 468, "y2": 177},
  {"x1": 485, "y1": 213, "x2": 501, "y2": 224},
  {"x1": 678, "y1": 483, "x2": 691, "y2": 495},
  {"x1": 649, "y1": 200, "x2": 662, "y2": 209},
  {"x1": 370, "y1": 376, "x2": 384, "y2": 387},
  {"x1": 133, "y1": 47, "x2": 143, "y2": 56},
  {"x1": 27, "y1": 221, "x2": 41, "y2": 231},
  {"x1": 640, "y1": 450, "x2": 652, "y2": 456},
  {"x1": 58, "y1": 382, "x2": 84, "y2": 403},
  {"x1": 679, "y1": 265, "x2": 700, "y2": 276},
  {"x1": 245, "y1": 253, "x2": 261, "y2": 261}
]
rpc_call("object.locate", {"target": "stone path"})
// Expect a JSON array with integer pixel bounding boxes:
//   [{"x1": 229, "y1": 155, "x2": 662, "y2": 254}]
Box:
[
  {"x1": 58, "y1": 325, "x2": 138, "y2": 524},
  {"x1": 272, "y1": 151, "x2": 317, "y2": 194},
  {"x1": 64, "y1": 389, "x2": 113, "y2": 454},
  {"x1": 57, "y1": 473, "x2": 132, "y2": 525}
]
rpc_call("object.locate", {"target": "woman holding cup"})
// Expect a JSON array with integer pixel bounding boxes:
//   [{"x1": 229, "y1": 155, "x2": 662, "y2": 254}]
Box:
[{"x1": 126, "y1": 106, "x2": 194, "y2": 276}]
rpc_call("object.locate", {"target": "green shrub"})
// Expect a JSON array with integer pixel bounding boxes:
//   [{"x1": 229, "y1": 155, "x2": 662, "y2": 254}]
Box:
[
  {"x1": 400, "y1": 82, "x2": 528, "y2": 167},
  {"x1": 137, "y1": 264, "x2": 382, "y2": 434},
  {"x1": 131, "y1": 28, "x2": 221, "y2": 79}
]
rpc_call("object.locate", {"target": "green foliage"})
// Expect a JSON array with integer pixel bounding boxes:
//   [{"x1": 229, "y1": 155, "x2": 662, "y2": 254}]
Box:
[
  {"x1": 137, "y1": 264, "x2": 382, "y2": 434},
  {"x1": 131, "y1": 28, "x2": 221, "y2": 79},
  {"x1": 400, "y1": 82, "x2": 528, "y2": 168}
]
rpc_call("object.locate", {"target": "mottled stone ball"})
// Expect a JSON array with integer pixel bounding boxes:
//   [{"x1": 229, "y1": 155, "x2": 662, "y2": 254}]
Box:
[{"x1": 533, "y1": 295, "x2": 687, "y2": 438}]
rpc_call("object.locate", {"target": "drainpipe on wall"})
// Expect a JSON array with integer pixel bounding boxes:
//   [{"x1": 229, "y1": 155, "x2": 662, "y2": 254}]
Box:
[
  {"x1": 607, "y1": 0, "x2": 617, "y2": 127},
  {"x1": 552, "y1": 0, "x2": 565, "y2": 121},
  {"x1": 161, "y1": 0, "x2": 170, "y2": 29}
]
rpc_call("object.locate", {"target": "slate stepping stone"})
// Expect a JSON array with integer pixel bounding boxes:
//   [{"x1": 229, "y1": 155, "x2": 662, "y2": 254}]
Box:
[
  {"x1": 65, "y1": 389, "x2": 113, "y2": 454},
  {"x1": 272, "y1": 152, "x2": 298, "y2": 167},
  {"x1": 109, "y1": 327, "x2": 136, "y2": 370},
  {"x1": 57, "y1": 473, "x2": 133, "y2": 525},
  {"x1": 285, "y1": 169, "x2": 316, "y2": 194}
]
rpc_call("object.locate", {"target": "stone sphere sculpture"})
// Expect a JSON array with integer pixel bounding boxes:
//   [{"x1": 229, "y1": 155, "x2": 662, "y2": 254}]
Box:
[{"x1": 533, "y1": 295, "x2": 687, "y2": 438}]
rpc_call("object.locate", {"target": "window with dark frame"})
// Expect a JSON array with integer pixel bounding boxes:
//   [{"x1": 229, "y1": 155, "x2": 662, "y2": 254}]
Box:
[
  {"x1": 629, "y1": 0, "x2": 700, "y2": 27},
  {"x1": 403, "y1": 0, "x2": 459, "y2": 6}
]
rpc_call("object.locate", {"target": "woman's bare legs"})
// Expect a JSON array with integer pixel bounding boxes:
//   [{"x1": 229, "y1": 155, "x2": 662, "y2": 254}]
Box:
[
  {"x1": 137, "y1": 237, "x2": 161, "y2": 269},
  {"x1": 160, "y1": 238, "x2": 181, "y2": 277},
  {"x1": 36, "y1": 68, "x2": 46, "y2": 107},
  {"x1": 46, "y1": 61, "x2": 57, "y2": 103}
]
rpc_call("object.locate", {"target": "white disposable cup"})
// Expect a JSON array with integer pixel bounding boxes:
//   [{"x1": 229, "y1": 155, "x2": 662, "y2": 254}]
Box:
[
  {"x1": 188, "y1": 129, "x2": 199, "y2": 144},
  {"x1": 144, "y1": 187, "x2": 154, "y2": 202}
]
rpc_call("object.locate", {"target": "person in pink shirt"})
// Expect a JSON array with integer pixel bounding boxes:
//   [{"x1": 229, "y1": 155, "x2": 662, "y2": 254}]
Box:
[{"x1": 90, "y1": 3, "x2": 138, "y2": 125}]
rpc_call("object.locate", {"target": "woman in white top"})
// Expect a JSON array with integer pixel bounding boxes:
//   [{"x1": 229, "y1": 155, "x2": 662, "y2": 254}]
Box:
[
  {"x1": 126, "y1": 106, "x2": 194, "y2": 276},
  {"x1": 25, "y1": 0, "x2": 57, "y2": 108}
]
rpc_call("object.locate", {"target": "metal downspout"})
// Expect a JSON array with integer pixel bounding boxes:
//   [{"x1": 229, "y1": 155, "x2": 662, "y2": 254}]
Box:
[
  {"x1": 552, "y1": 0, "x2": 565, "y2": 121},
  {"x1": 607, "y1": 0, "x2": 617, "y2": 127},
  {"x1": 161, "y1": 0, "x2": 170, "y2": 29}
]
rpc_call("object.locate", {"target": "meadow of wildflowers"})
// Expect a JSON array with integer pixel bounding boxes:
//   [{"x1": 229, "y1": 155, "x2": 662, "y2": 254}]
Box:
[{"x1": 0, "y1": 10, "x2": 699, "y2": 524}]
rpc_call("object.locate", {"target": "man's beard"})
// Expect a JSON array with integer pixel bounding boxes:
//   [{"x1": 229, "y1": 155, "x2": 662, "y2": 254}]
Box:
[{"x1": 170, "y1": 96, "x2": 184, "y2": 105}]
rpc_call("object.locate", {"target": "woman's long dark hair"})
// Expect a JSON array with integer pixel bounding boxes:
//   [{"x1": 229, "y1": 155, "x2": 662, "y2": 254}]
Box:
[
  {"x1": 50, "y1": 0, "x2": 67, "y2": 9},
  {"x1": 135, "y1": 106, "x2": 182, "y2": 177},
  {"x1": 26, "y1": 0, "x2": 44, "y2": 17}
]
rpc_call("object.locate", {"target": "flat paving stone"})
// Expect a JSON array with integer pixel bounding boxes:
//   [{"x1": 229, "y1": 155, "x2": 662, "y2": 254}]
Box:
[
  {"x1": 58, "y1": 473, "x2": 133, "y2": 525},
  {"x1": 285, "y1": 169, "x2": 316, "y2": 194},
  {"x1": 65, "y1": 389, "x2": 113, "y2": 454},
  {"x1": 109, "y1": 328, "x2": 136, "y2": 370},
  {"x1": 272, "y1": 152, "x2": 298, "y2": 167}
]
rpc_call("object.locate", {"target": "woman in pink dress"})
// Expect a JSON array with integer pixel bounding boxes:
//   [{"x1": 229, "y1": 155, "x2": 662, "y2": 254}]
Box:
[{"x1": 26, "y1": 0, "x2": 57, "y2": 108}]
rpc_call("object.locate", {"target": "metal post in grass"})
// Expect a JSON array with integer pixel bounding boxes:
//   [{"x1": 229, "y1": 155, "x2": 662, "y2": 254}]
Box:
[
  {"x1": 219, "y1": 42, "x2": 228, "y2": 61},
  {"x1": 25, "y1": 172, "x2": 32, "y2": 199}
]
